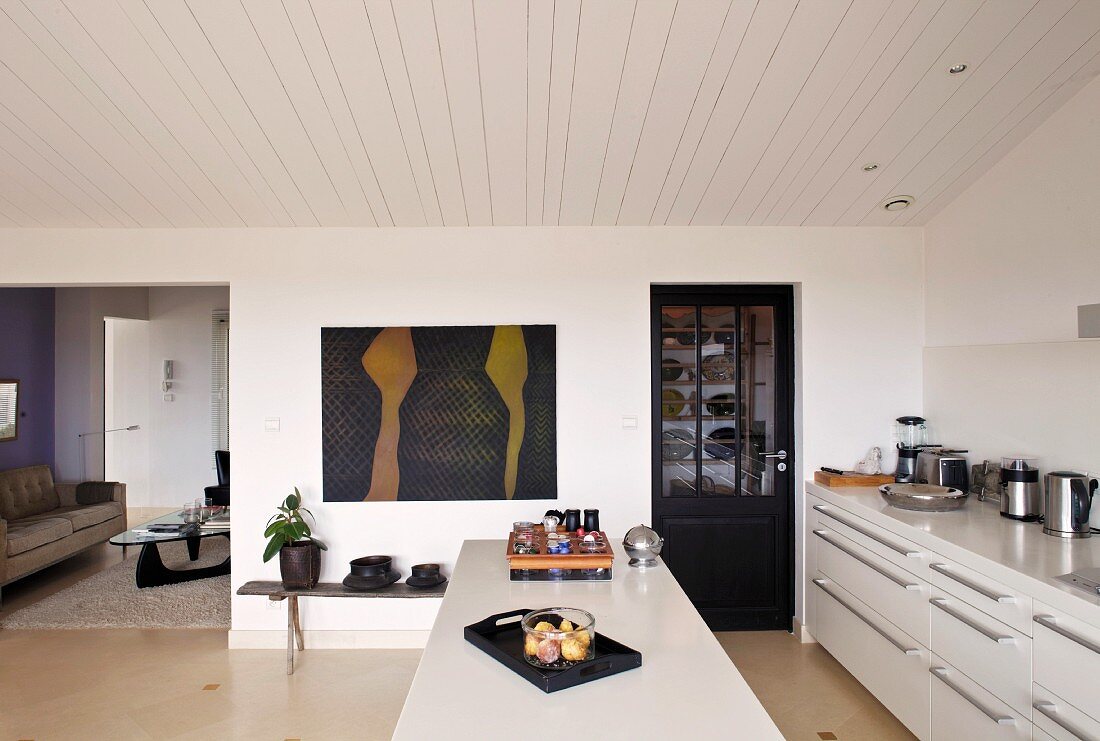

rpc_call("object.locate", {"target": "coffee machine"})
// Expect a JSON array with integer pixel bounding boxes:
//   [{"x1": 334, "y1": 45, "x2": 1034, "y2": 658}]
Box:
[
  {"x1": 894, "y1": 416, "x2": 926, "y2": 483},
  {"x1": 1000, "y1": 456, "x2": 1042, "y2": 521}
]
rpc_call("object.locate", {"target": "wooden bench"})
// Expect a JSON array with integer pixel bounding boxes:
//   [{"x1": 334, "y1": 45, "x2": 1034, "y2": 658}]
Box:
[{"x1": 237, "y1": 580, "x2": 447, "y2": 674}]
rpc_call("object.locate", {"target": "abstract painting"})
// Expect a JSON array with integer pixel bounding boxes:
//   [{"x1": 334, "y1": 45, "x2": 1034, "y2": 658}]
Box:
[{"x1": 322, "y1": 325, "x2": 556, "y2": 502}]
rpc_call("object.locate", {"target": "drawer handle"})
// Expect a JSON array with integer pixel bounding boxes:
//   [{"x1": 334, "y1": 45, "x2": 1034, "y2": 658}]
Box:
[
  {"x1": 1035, "y1": 614, "x2": 1100, "y2": 655},
  {"x1": 930, "y1": 667, "x2": 1015, "y2": 725},
  {"x1": 1034, "y1": 702, "x2": 1094, "y2": 741},
  {"x1": 812, "y1": 505, "x2": 921, "y2": 558},
  {"x1": 930, "y1": 598, "x2": 1015, "y2": 644},
  {"x1": 812, "y1": 578, "x2": 920, "y2": 656},
  {"x1": 929, "y1": 563, "x2": 1016, "y2": 603},
  {"x1": 812, "y1": 530, "x2": 920, "y2": 590}
]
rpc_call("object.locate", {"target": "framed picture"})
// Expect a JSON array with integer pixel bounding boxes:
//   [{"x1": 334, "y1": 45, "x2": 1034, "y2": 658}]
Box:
[
  {"x1": 0, "y1": 379, "x2": 18, "y2": 442},
  {"x1": 322, "y1": 325, "x2": 557, "y2": 502}
]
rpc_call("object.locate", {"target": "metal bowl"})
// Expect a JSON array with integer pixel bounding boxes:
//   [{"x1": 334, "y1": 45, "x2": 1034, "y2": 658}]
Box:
[{"x1": 879, "y1": 483, "x2": 968, "y2": 512}]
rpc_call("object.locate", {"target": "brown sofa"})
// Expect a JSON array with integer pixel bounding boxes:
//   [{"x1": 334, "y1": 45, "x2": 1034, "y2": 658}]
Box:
[{"x1": 0, "y1": 464, "x2": 126, "y2": 604}]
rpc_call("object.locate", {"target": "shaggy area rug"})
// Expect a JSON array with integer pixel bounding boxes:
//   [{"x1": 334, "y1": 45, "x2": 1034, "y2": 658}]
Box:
[{"x1": 1, "y1": 536, "x2": 231, "y2": 629}]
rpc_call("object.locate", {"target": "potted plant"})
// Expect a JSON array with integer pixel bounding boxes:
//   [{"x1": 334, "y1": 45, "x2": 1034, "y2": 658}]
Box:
[{"x1": 263, "y1": 488, "x2": 327, "y2": 589}]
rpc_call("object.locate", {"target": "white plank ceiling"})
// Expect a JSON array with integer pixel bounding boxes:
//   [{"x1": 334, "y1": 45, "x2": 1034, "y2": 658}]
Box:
[{"x1": 0, "y1": 0, "x2": 1098, "y2": 227}]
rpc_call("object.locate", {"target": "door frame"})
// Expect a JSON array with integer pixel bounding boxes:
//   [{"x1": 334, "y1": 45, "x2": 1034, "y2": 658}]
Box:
[{"x1": 650, "y1": 283, "x2": 796, "y2": 630}]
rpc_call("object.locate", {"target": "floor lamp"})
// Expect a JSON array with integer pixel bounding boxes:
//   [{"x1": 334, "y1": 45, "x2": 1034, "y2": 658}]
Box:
[{"x1": 78, "y1": 425, "x2": 140, "y2": 482}]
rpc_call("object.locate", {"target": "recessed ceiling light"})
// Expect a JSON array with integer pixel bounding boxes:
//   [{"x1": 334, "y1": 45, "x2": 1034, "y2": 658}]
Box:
[
  {"x1": 881, "y1": 195, "x2": 915, "y2": 212},
  {"x1": 862, "y1": 163, "x2": 879, "y2": 172},
  {"x1": 949, "y1": 63, "x2": 968, "y2": 74}
]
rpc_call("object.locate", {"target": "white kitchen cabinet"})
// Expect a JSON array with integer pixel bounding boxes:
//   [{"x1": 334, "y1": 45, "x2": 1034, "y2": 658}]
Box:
[
  {"x1": 813, "y1": 573, "x2": 930, "y2": 740},
  {"x1": 929, "y1": 586, "x2": 1032, "y2": 715},
  {"x1": 810, "y1": 501, "x2": 929, "y2": 579},
  {"x1": 928, "y1": 554, "x2": 1033, "y2": 636},
  {"x1": 1032, "y1": 683, "x2": 1100, "y2": 741},
  {"x1": 804, "y1": 483, "x2": 1100, "y2": 741},
  {"x1": 929, "y1": 658, "x2": 1030, "y2": 741},
  {"x1": 815, "y1": 524, "x2": 931, "y2": 646},
  {"x1": 1033, "y1": 602, "x2": 1100, "y2": 725},
  {"x1": 1032, "y1": 726, "x2": 1059, "y2": 741}
]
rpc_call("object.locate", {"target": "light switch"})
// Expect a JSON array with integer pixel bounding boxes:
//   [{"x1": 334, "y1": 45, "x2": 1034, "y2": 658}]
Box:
[
  {"x1": 264, "y1": 417, "x2": 281, "y2": 432},
  {"x1": 621, "y1": 415, "x2": 638, "y2": 430},
  {"x1": 162, "y1": 393, "x2": 174, "y2": 402}
]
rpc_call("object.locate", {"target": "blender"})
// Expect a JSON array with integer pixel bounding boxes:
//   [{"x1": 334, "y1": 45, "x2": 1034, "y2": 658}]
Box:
[{"x1": 894, "y1": 416, "x2": 926, "y2": 483}]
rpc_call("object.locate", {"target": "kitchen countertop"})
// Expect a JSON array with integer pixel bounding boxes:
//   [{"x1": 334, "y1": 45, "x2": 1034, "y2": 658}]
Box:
[
  {"x1": 392, "y1": 538, "x2": 782, "y2": 740},
  {"x1": 807, "y1": 480, "x2": 1100, "y2": 625}
]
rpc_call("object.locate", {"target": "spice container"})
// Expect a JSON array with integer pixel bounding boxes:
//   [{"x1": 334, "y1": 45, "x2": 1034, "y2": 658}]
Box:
[{"x1": 521, "y1": 607, "x2": 595, "y2": 669}]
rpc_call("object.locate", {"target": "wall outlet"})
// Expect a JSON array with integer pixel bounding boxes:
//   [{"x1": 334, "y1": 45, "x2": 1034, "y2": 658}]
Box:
[
  {"x1": 621, "y1": 415, "x2": 638, "y2": 429},
  {"x1": 264, "y1": 417, "x2": 281, "y2": 432},
  {"x1": 162, "y1": 393, "x2": 174, "y2": 402}
]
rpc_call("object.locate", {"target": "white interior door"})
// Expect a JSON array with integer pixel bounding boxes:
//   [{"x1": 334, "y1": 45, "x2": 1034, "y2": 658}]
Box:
[{"x1": 104, "y1": 317, "x2": 150, "y2": 507}]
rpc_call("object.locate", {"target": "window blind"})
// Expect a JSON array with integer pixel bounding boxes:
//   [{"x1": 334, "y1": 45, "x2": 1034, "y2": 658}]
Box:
[{"x1": 211, "y1": 311, "x2": 229, "y2": 460}]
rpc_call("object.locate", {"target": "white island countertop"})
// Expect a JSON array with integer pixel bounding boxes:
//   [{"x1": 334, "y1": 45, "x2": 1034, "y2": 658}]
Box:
[
  {"x1": 393, "y1": 539, "x2": 782, "y2": 741},
  {"x1": 808, "y1": 480, "x2": 1100, "y2": 625}
]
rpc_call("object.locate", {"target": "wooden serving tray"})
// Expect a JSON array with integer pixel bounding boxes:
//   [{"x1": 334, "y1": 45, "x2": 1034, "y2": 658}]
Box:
[
  {"x1": 506, "y1": 531, "x2": 614, "y2": 570},
  {"x1": 814, "y1": 470, "x2": 895, "y2": 487}
]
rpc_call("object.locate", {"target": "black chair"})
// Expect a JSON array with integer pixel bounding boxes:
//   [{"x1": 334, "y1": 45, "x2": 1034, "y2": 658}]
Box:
[{"x1": 204, "y1": 450, "x2": 230, "y2": 507}]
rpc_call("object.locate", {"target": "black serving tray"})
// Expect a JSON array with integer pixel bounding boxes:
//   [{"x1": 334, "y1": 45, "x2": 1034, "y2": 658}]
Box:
[{"x1": 464, "y1": 608, "x2": 642, "y2": 693}]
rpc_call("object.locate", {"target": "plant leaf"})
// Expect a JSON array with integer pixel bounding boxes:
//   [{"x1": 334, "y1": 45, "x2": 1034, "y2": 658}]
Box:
[
  {"x1": 286, "y1": 491, "x2": 300, "y2": 510},
  {"x1": 309, "y1": 537, "x2": 327, "y2": 551},
  {"x1": 263, "y1": 521, "x2": 283, "y2": 538},
  {"x1": 262, "y1": 533, "x2": 285, "y2": 562}
]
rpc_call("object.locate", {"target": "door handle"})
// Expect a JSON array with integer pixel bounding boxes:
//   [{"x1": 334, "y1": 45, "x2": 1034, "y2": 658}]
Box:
[{"x1": 762, "y1": 450, "x2": 787, "y2": 461}]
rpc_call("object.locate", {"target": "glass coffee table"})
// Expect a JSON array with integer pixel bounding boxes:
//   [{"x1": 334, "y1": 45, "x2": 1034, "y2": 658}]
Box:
[{"x1": 110, "y1": 510, "x2": 231, "y2": 588}]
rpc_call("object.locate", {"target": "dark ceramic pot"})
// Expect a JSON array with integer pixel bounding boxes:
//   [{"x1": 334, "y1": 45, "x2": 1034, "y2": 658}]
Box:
[{"x1": 280, "y1": 541, "x2": 321, "y2": 589}]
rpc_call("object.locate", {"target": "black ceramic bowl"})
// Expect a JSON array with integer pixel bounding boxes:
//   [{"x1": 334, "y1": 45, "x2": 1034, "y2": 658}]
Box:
[
  {"x1": 705, "y1": 393, "x2": 736, "y2": 417},
  {"x1": 704, "y1": 427, "x2": 737, "y2": 461},
  {"x1": 349, "y1": 555, "x2": 392, "y2": 577}
]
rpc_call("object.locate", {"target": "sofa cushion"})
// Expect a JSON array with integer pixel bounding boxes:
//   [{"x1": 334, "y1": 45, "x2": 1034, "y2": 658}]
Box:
[
  {"x1": 54, "y1": 502, "x2": 124, "y2": 531},
  {"x1": 0, "y1": 464, "x2": 59, "y2": 521},
  {"x1": 6, "y1": 517, "x2": 73, "y2": 556}
]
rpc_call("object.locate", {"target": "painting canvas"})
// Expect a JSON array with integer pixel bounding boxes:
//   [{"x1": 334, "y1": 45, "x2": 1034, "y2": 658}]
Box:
[{"x1": 322, "y1": 325, "x2": 556, "y2": 502}]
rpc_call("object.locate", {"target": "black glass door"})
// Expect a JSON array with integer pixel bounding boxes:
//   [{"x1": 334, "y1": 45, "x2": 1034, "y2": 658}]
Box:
[{"x1": 652, "y1": 285, "x2": 794, "y2": 631}]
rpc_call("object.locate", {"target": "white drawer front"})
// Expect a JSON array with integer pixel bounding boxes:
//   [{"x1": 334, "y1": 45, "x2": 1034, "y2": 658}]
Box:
[
  {"x1": 1033, "y1": 683, "x2": 1100, "y2": 741},
  {"x1": 929, "y1": 588, "x2": 1031, "y2": 716},
  {"x1": 1033, "y1": 603, "x2": 1100, "y2": 724},
  {"x1": 814, "y1": 526, "x2": 930, "y2": 646},
  {"x1": 813, "y1": 574, "x2": 930, "y2": 740},
  {"x1": 811, "y1": 502, "x2": 928, "y2": 579},
  {"x1": 928, "y1": 555, "x2": 1032, "y2": 635},
  {"x1": 930, "y1": 658, "x2": 1030, "y2": 741},
  {"x1": 1033, "y1": 726, "x2": 1058, "y2": 741}
]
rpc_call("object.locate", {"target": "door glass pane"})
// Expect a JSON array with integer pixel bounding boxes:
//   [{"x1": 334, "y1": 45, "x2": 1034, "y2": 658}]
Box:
[
  {"x1": 661, "y1": 306, "x2": 698, "y2": 497},
  {"x1": 700, "y1": 306, "x2": 737, "y2": 496},
  {"x1": 740, "y1": 306, "x2": 776, "y2": 496}
]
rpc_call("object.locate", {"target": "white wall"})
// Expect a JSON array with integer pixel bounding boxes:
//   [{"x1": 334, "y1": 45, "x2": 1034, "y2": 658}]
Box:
[
  {"x1": 147, "y1": 286, "x2": 230, "y2": 507},
  {"x1": 54, "y1": 287, "x2": 148, "y2": 481},
  {"x1": 1, "y1": 227, "x2": 924, "y2": 635},
  {"x1": 105, "y1": 318, "x2": 150, "y2": 504},
  {"x1": 923, "y1": 74, "x2": 1100, "y2": 487}
]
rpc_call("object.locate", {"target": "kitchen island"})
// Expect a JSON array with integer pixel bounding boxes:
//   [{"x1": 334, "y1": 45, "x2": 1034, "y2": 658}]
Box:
[{"x1": 393, "y1": 538, "x2": 782, "y2": 740}]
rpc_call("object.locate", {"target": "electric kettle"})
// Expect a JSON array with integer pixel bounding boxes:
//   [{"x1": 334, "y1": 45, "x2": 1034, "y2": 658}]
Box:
[{"x1": 1043, "y1": 471, "x2": 1097, "y2": 539}]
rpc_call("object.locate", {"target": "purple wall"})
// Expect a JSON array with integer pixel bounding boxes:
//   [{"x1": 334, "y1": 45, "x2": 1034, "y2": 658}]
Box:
[{"x1": 0, "y1": 288, "x2": 55, "y2": 472}]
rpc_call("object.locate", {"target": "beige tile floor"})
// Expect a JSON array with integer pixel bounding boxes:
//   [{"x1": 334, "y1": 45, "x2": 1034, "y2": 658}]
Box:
[{"x1": 0, "y1": 509, "x2": 913, "y2": 740}]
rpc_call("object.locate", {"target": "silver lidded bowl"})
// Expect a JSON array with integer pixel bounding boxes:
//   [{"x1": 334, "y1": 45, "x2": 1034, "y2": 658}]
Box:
[
  {"x1": 624, "y1": 524, "x2": 663, "y2": 568},
  {"x1": 879, "y1": 483, "x2": 968, "y2": 512}
]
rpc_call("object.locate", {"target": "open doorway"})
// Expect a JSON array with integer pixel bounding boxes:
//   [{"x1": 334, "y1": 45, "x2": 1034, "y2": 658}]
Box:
[{"x1": 0, "y1": 285, "x2": 231, "y2": 630}]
